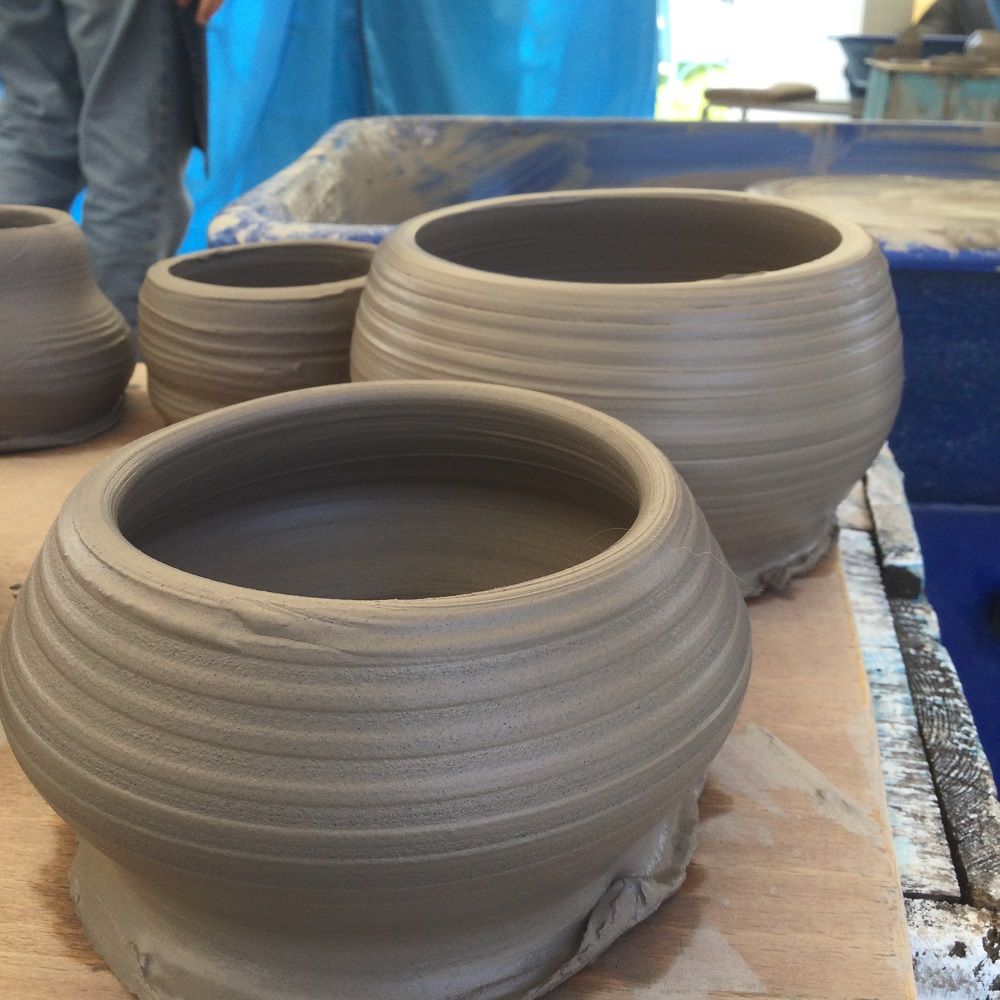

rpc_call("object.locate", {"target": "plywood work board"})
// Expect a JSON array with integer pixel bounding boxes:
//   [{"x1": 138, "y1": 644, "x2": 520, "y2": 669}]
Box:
[{"x1": 0, "y1": 370, "x2": 916, "y2": 999}]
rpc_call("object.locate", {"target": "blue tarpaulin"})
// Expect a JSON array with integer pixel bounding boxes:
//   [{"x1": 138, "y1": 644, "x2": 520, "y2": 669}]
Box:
[{"x1": 182, "y1": 0, "x2": 657, "y2": 250}]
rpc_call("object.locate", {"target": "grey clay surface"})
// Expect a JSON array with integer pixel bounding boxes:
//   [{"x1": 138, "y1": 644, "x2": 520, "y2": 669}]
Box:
[
  {"x1": 0, "y1": 380, "x2": 751, "y2": 1000},
  {"x1": 350, "y1": 187, "x2": 905, "y2": 596},
  {"x1": 139, "y1": 240, "x2": 373, "y2": 424},
  {"x1": 0, "y1": 206, "x2": 134, "y2": 452}
]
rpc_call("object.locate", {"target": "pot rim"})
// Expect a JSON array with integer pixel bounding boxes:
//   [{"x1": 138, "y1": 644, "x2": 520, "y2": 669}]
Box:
[
  {"x1": 145, "y1": 239, "x2": 375, "y2": 301},
  {"x1": 73, "y1": 380, "x2": 678, "y2": 614},
  {"x1": 393, "y1": 186, "x2": 876, "y2": 292},
  {"x1": 0, "y1": 204, "x2": 72, "y2": 232}
]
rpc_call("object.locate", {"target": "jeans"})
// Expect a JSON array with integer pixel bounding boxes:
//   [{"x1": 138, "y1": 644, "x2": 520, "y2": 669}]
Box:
[{"x1": 0, "y1": 0, "x2": 196, "y2": 327}]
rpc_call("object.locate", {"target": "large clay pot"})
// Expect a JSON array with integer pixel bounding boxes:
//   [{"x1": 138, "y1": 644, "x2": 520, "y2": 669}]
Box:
[
  {"x1": 139, "y1": 240, "x2": 373, "y2": 423},
  {"x1": 0, "y1": 205, "x2": 134, "y2": 451},
  {"x1": 351, "y1": 188, "x2": 904, "y2": 596},
  {"x1": 1, "y1": 380, "x2": 750, "y2": 1000}
]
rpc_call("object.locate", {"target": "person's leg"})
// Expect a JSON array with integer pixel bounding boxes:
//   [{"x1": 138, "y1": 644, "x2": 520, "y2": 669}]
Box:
[
  {"x1": 62, "y1": 0, "x2": 195, "y2": 326},
  {"x1": 0, "y1": 0, "x2": 84, "y2": 208}
]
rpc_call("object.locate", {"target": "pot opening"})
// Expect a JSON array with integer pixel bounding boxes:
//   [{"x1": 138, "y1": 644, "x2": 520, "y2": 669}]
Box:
[
  {"x1": 116, "y1": 398, "x2": 642, "y2": 600},
  {"x1": 169, "y1": 243, "x2": 371, "y2": 289},
  {"x1": 0, "y1": 207, "x2": 57, "y2": 229},
  {"x1": 414, "y1": 195, "x2": 843, "y2": 283}
]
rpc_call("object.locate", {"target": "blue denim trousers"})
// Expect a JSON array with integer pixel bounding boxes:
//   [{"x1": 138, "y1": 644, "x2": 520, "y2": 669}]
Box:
[{"x1": 0, "y1": 0, "x2": 197, "y2": 326}]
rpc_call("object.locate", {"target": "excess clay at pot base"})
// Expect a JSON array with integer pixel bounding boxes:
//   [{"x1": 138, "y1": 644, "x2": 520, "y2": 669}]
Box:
[
  {"x1": 0, "y1": 380, "x2": 751, "y2": 1000},
  {"x1": 139, "y1": 239, "x2": 373, "y2": 424},
  {"x1": 0, "y1": 206, "x2": 134, "y2": 452},
  {"x1": 351, "y1": 187, "x2": 904, "y2": 596}
]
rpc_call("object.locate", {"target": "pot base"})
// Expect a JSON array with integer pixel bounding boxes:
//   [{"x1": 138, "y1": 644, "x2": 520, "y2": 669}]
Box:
[
  {"x1": 69, "y1": 788, "x2": 702, "y2": 1000},
  {"x1": 0, "y1": 394, "x2": 126, "y2": 455},
  {"x1": 738, "y1": 517, "x2": 839, "y2": 599}
]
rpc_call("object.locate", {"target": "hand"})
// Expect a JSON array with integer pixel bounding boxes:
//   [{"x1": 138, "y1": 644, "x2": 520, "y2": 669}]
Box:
[{"x1": 176, "y1": 0, "x2": 226, "y2": 26}]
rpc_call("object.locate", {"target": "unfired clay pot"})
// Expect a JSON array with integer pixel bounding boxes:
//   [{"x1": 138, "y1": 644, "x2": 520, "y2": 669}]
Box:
[
  {"x1": 0, "y1": 205, "x2": 134, "y2": 451},
  {"x1": 351, "y1": 188, "x2": 904, "y2": 596},
  {"x1": 1, "y1": 380, "x2": 750, "y2": 1000},
  {"x1": 139, "y1": 240, "x2": 373, "y2": 423}
]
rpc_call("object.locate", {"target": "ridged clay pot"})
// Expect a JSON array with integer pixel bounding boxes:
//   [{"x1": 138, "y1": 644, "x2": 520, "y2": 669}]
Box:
[
  {"x1": 139, "y1": 240, "x2": 374, "y2": 423},
  {"x1": 1, "y1": 380, "x2": 750, "y2": 1000},
  {"x1": 351, "y1": 188, "x2": 904, "y2": 596},
  {"x1": 0, "y1": 205, "x2": 134, "y2": 451}
]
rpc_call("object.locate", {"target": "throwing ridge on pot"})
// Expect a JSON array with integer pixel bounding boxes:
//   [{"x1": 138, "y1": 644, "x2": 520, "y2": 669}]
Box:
[
  {"x1": 139, "y1": 239, "x2": 373, "y2": 423},
  {"x1": 0, "y1": 205, "x2": 134, "y2": 452}
]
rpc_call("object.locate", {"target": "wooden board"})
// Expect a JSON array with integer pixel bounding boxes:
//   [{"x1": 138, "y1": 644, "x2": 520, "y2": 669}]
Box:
[
  {"x1": 839, "y1": 528, "x2": 959, "y2": 901},
  {"x1": 892, "y1": 596, "x2": 1000, "y2": 911},
  {"x1": 867, "y1": 447, "x2": 924, "y2": 600},
  {"x1": 0, "y1": 375, "x2": 917, "y2": 999}
]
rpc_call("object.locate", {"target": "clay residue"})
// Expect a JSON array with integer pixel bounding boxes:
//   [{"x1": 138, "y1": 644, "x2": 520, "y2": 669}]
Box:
[
  {"x1": 749, "y1": 174, "x2": 1000, "y2": 253},
  {"x1": 699, "y1": 809, "x2": 776, "y2": 848},
  {"x1": 629, "y1": 920, "x2": 764, "y2": 999},
  {"x1": 908, "y1": 898, "x2": 1000, "y2": 1000},
  {"x1": 524, "y1": 788, "x2": 703, "y2": 999},
  {"x1": 305, "y1": 120, "x2": 595, "y2": 225},
  {"x1": 527, "y1": 876, "x2": 679, "y2": 1000},
  {"x1": 712, "y1": 725, "x2": 880, "y2": 838}
]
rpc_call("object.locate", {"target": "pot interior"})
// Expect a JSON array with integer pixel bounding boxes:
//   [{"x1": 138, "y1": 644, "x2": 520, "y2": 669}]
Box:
[
  {"x1": 118, "y1": 396, "x2": 641, "y2": 600},
  {"x1": 169, "y1": 243, "x2": 371, "y2": 288},
  {"x1": 0, "y1": 207, "x2": 57, "y2": 229},
  {"x1": 414, "y1": 194, "x2": 842, "y2": 283}
]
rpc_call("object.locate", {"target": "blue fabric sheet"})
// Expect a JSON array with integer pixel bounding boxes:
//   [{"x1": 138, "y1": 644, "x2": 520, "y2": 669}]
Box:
[
  {"x1": 180, "y1": 0, "x2": 657, "y2": 250},
  {"x1": 361, "y1": 0, "x2": 658, "y2": 116}
]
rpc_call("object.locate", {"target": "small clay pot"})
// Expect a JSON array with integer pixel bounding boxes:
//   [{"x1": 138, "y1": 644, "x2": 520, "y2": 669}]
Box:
[
  {"x1": 139, "y1": 240, "x2": 374, "y2": 423},
  {"x1": 351, "y1": 188, "x2": 904, "y2": 596},
  {"x1": 0, "y1": 205, "x2": 134, "y2": 451},
  {"x1": 1, "y1": 380, "x2": 750, "y2": 1000}
]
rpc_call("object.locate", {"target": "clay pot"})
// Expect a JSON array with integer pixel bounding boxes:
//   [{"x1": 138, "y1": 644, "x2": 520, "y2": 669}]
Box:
[
  {"x1": 139, "y1": 240, "x2": 373, "y2": 423},
  {"x1": 351, "y1": 188, "x2": 904, "y2": 596},
  {"x1": 0, "y1": 205, "x2": 134, "y2": 451},
  {"x1": 1, "y1": 380, "x2": 750, "y2": 1000}
]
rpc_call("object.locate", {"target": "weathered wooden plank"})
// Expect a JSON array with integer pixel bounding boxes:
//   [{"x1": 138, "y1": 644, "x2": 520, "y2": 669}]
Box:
[
  {"x1": 836, "y1": 480, "x2": 873, "y2": 534},
  {"x1": 906, "y1": 898, "x2": 1000, "y2": 999},
  {"x1": 892, "y1": 596, "x2": 1000, "y2": 909},
  {"x1": 839, "y1": 528, "x2": 960, "y2": 901},
  {"x1": 866, "y1": 446, "x2": 924, "y2": 599}
]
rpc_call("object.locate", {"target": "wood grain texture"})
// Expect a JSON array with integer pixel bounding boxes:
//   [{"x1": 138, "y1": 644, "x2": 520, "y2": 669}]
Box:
[
  {"x1": 892, "y1": 596, "x2": 1000, "y2": 910},
  {"x1": 0, "y1": 379, "x2": 915, "y2": 998},
  {"x1": 839, "y1": 528, "x2": 959, "y2": 901},
  {"x1": 867, "y1": 447, "x2": 924, "y2": 600}
]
